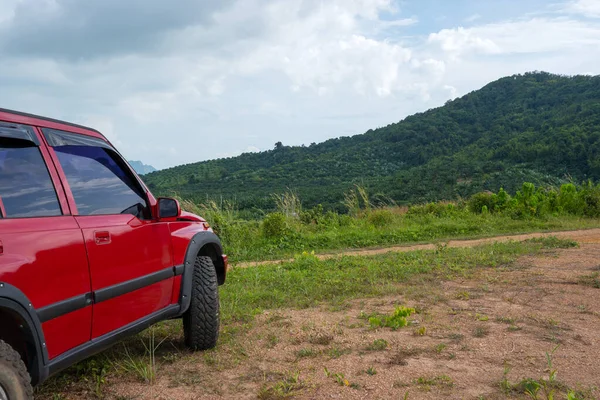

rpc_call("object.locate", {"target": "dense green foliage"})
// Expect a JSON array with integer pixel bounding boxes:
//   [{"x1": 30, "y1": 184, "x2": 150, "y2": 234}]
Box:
[
  {"x1": 180, "y1": 183, "x2": 600, "y2": 263},
  {"x1": 144, "y1": 72, "x2": 600, "y2": 212}
]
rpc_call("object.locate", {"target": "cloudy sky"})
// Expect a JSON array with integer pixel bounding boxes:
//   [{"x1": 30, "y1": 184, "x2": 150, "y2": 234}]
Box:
[{"x1": 1, "y1": 0, "x2": 599, "y2": 169}]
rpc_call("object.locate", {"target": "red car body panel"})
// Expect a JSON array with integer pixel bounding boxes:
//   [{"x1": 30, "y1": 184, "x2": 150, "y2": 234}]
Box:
[
  {"x1": 0, "y1": 217, "x2": 92, "y2": 358},
  {"x1": 42, "y1": 308, "x2": 92, "y2": 359},
  {"x1": 91, "y1": 281, "x2": 173, "y2": 338},
  {"x1": 0, "y1": 108, "x2": 227, "y2": 386},
  {"x1": 76, "y1": 215, "x2": 175, "y2": 338}
]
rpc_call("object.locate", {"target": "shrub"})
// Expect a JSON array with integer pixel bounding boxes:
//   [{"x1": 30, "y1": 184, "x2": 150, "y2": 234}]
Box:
[
  {"x1": 262, "y1": 212, "x2": 289, "y2": 239},
  {"x1": 557, "y1": 183, "x2": 581, "y2": 214},
  {"x1": 300, "y1": 204, "x2": 324, "y2": 225},
  {"x1": 468, "y1": 192, "x2": 496, "y2": 214},
  {"x1": 581, "y1": 182, "x2": 600, "y2": 217},
  {"x1": 367, "y1": 209, "x2": 395, "y2": 227}
]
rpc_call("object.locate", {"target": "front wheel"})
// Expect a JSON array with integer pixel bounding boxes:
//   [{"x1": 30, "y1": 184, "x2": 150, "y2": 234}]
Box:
[
  {"x1": 183, "y1": 256, "x2": 220, "y2": 350},
  {"x1": 0, "y1": 340, "x2": 33, "y2": 400}
]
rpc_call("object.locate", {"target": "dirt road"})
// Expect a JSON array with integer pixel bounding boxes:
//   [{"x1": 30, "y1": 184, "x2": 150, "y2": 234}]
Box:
[{"x1": 237, "y1": 228, "x2": 600, "y2": 268}]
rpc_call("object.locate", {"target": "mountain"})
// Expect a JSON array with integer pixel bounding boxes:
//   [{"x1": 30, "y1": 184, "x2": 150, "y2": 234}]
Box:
[
  {"x1": 143, "y1": 71, "x2": 600, "y2": 212},
  {"x1": 128, "y1": 160, "x2": 157, "y2": 175}
]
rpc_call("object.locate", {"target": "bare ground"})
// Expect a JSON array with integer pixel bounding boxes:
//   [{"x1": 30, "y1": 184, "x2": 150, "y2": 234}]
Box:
[{"x1": 43, "y1": 230, "x2": 600, "y2": 400}]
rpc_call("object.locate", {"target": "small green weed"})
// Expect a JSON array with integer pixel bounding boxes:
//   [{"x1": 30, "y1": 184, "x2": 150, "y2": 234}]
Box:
[
  {"x1": 369, "y1": 306, "x2": 416, "y2": 330},
  {"x1": 266, "y1": 333, "x2": 279, "y2": 349},
  {"x1": 415, "y1": 375, "x2": 454, "y2": 389},
  {"x1": 295, "y1": 348, "x2": 318, "y2": 359},
  {"x1": 413, "y1": 326, "x2": 427, "y2": 336},
  {"x1": 508, "y1": 325, "x2": 522, "y2": 332},
  {"x1": 435, "y1": 343, "x2": 447, "y2": 354},
  {"x1": 496, "y1": 316, "x2": 516, "y2": 324},
  {"x1": 258, "y1": 371, "x2": 303, "y2": 399},
  {"x1": 455, "y1": 291, "x2": 470, "y2": 300},
  {"x1": 366, "y1": 366, "x2": 377, "y2": 376},
  {"x1": 324, "y1": 367, "x2": 350, "y2": 387},
  {"x1": 366, "y1": 339, "x2": 388, "y2": 351},
  {"x1": 476, "y1": 314, "x2": 489, "y2": 321},
  {"x1": 328, "y1": 347, "x2": 352, "y2": 359}
]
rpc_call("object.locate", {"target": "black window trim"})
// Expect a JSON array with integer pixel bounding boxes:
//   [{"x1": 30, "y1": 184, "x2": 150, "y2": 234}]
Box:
[
  {"x1": 41, "y1": 128, "x2": 147, "y2": 195},
  {"x1": 0, "y1": 121, "x2": 40, "y2": 145},
  {"x1": 42, "y1": 128, "x2": 112, "y2": 150}
]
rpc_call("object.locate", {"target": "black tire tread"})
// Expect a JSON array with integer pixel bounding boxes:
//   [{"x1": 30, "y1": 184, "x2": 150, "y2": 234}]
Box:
[
  {"x1": 183, "y1": 256, "x2": 220, "y2": 350},
  {"x1": 0, "y1": 339, "x2": 33, "y2": 400}
]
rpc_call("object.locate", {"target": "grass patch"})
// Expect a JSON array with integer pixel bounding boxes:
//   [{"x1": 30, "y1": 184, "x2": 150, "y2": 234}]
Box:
[{"x1": 221, "y1": 238, "x2": 576, "y2": 325}]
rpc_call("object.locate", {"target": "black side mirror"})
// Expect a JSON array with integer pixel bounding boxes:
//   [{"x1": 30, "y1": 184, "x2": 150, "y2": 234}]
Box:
[{"x1": 158, "y1": 197, "x2": 181, "y2": 219}]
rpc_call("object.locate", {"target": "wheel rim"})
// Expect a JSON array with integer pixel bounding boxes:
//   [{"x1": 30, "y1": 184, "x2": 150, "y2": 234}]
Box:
[{"x1": 0, "y1": 384, "x2": 8, "y2": 400}]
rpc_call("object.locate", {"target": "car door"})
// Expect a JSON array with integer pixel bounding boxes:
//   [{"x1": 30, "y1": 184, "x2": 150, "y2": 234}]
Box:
[
  {"x1": 0, "y1": 122, "x2": 92, "y2": 359},
  {"x1": 42, "y1": 128, "x2": 174, "y2": 338}
]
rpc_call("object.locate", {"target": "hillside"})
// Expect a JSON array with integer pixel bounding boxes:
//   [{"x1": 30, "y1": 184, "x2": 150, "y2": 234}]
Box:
[{"x1": 143, "y1": 71, "x2": 600, "y2": 212}]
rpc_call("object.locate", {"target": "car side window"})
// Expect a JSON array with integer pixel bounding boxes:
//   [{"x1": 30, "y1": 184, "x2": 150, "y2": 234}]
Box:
[
  {"x1": 53, "y1": 145, "x2": 150, "y2": 219},
  {"x1": 0, "y1": 139, "x2": 62, "y2": 218}
]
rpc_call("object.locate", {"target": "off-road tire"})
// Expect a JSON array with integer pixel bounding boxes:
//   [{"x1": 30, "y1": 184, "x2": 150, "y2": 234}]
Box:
[
  {"x1": 0, "y1": 340, "x2": 33, "y2": 400},
  {"x1": 183, "y1": 256, "x2": 220, "y2": 350}
]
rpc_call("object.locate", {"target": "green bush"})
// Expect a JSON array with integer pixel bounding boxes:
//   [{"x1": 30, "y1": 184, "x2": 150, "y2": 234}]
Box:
[
  {"x1": 367, "y1": 209, "x2": 396, "y2": 228},
  {"x1": 262, "y1": 212, "x2": 289, "y2": 239},
  {"x1": 580, "y1": 182, "x2": 600, "y2": 217},
  {"x1": 468, "y1": 192, "x2": 496, "y2": 214},
  {"x1": 300, "y1": 204, "x2": 324, "y2": 225}
]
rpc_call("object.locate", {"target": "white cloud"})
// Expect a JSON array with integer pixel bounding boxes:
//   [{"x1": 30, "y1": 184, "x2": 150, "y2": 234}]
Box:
[
  {"x1": 465, "y1": 14, "x2": 481, "y2": 22},
  {"x1": 564, "y1": 0, "x2": 600, "y2": 17},
  {"x1": 429, "y1": 18, "x2": 600, "y2": 58}
]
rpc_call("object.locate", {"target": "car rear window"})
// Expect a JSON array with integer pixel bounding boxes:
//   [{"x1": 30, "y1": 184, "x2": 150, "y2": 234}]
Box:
[{"x1": 0, "y1": 139, "x2": 62, "y2": 218}]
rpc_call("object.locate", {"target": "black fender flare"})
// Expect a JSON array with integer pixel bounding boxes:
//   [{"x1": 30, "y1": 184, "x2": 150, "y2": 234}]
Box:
[
  {"x1": 177, "y1": 231, "x2": 223, "y2": 316},
  {"x1": 0, "y1": 283, "x2": 49, "y2": 386}
]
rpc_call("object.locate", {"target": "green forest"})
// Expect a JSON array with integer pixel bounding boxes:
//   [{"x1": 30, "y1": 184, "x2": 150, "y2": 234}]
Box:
[{"x1": 143, "y1": 71, "x2": 600, "y2": 213}]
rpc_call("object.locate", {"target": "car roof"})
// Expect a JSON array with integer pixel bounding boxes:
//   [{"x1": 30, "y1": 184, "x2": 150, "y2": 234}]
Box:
[{"x1": 0, "y1": 107, "x2": 108, "y2": 141}]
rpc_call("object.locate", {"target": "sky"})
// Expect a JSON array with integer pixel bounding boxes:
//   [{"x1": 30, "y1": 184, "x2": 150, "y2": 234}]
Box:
[{"x1": 0, "y1": 0, "x2": 599, "y2": 170}]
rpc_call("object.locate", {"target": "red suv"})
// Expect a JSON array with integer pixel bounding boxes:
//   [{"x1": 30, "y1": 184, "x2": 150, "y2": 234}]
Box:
[{"x1": 0, "y1": 108, "x2": 227, "y2": 399}]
